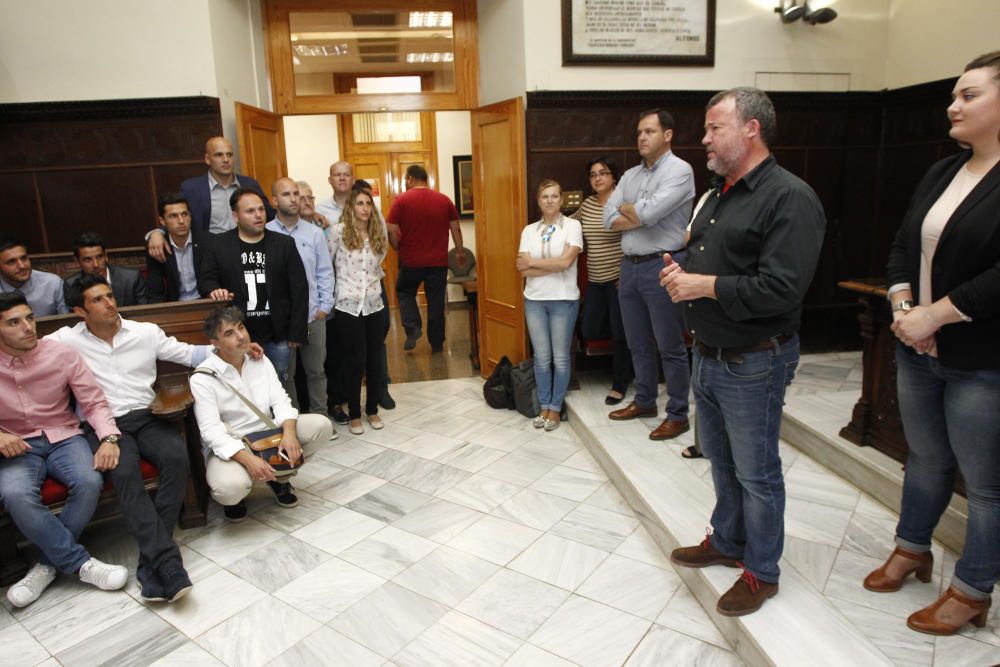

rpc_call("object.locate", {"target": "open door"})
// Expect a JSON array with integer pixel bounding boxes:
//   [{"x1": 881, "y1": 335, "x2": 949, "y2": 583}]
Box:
[
  {"x1": 472, "y1": 97, "x2": 528, "y2": 377},
  {"x1": 235, "y1": 102, "x2": 288, "y2": 191}
]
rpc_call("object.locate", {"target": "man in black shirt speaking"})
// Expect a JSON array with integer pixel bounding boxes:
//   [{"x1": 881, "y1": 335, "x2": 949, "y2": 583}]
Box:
[
  {"x1": 660, "y1": 87, "x2": 825, "y2": 617},
  {"x1": 199, "y1": 188, "x2": 308, "y2": 382}
]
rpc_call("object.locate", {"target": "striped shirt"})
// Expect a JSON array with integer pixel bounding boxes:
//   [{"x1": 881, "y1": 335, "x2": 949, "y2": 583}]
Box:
[{"x1": 571, "y1": 195, "x2": 623, "y2": 283}]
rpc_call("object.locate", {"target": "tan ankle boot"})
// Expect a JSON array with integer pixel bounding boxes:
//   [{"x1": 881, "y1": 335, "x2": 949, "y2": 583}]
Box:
[
  {"x1": 907, "y1": 585, "x2": 992, "y2": 635},
  {"x1": 863, "y1": 546, "x2": 933, "y2": 592}
]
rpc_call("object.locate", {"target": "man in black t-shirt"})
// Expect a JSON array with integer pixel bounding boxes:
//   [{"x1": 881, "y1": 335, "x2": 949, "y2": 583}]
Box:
[{"x1": 198, "y1": 189, "x2": 308, "y2": 382}]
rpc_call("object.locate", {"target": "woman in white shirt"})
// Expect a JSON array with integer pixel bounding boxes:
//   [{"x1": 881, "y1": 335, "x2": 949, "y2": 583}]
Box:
[
  {"x1": 516, "y1": 180, "x2": 584, "y2": 431},
  {"x1": 328, "y1": 188, "x2": 388, "y2": 435}
]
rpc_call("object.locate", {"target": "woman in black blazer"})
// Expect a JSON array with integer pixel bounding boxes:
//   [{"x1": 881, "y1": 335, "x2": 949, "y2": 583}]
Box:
[{"x1": 865, "y1": 51, "x2": 1000, "y2": 635}]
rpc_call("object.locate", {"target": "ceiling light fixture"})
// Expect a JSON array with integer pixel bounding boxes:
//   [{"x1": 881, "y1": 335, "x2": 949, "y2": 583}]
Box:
[
  {"x1": 804, "y1": 5, "x2": 838, "y2": 24},
  {"x1": 409, "y1": 11, "x2": 452, "y2": 29},
  {"x1": 406, "y1": 52, "x2": 454, "y2": 63},
  {"x1": 775, "y1": 1, "x2": 807, "y2": 23},
  {"x1": 775, "y1": 1, "x2": 837, "y2": 25}
]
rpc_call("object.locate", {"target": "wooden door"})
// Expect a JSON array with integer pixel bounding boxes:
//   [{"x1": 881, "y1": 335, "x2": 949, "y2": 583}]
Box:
[
  {"x1": 472, "y1": 98, "x2": 528, "y2": 376},
  {"x1": 235, "y1": 102, "x2": 288, "y2": 191}
]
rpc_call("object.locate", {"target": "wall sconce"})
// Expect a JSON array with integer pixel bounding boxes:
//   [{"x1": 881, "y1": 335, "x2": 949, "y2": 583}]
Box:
[{"x1": 775, "y1": 1, "x2": 837, "y2": 25}]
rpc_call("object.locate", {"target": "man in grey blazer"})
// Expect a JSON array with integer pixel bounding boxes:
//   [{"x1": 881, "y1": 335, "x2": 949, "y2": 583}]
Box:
[{"x1": 64, "y1": 232, "x2": 148, "y2": 307}]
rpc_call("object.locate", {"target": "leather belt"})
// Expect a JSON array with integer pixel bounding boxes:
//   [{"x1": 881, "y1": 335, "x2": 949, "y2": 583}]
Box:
[
  {"x1": 624, "y1": 249, "x2": 685, "y2": 264},
  {"x1": 696, "y1": 334, "x2": 794, "y2": 364}
]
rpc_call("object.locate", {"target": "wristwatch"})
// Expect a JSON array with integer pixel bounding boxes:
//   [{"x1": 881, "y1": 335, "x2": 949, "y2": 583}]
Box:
[
  {"x1": 892, "y1": 300, "x2": 914, "y2": 313},
  {"x1": 101, "y1": 434, "x2": 120, "y2": 445}
]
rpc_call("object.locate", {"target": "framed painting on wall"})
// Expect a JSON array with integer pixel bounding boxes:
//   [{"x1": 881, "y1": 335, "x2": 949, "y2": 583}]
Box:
[{"x1": 452, "y1": 154, "x2": 474, "y2": 219}]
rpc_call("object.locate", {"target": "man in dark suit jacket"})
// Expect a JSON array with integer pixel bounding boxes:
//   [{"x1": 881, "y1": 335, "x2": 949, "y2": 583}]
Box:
[
  {"x1": 146, "y1": 193, "x2": 204, "y2": 303},
  {"x1": 198, "y1": 188, "x2": 307, "y2": 383},
  {"x1": 146, "y1": 137, "x2": 274, "y2": 263},
  {"x1": 65, "y1": 232, "x2": 148, "y2": 307}
]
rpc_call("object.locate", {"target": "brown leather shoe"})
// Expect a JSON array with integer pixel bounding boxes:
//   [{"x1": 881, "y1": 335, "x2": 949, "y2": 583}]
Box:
[
  {"x1": 717, "y1": 570, "x2": 779, "y2": 617},
  {"x1": 907, "y1": 585, "x2": 992, "y2": 635},
  {"x1": 671, "y1": 534, "x2": 741, "y2": 569},
  {"x1": 608, "y1": 402, "x2": 657, "y2": 421},
  {"x1": 649, "y1": 418, "x2": 690, "y2": 441},
  {"x1": 863, "y1": 546, "x2": 934, "y2": 592}
]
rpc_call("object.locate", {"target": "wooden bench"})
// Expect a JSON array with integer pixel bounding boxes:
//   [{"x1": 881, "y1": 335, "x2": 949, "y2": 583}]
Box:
[{"x1": 0, "y1": 299, "x2": 222, "y2": 585}]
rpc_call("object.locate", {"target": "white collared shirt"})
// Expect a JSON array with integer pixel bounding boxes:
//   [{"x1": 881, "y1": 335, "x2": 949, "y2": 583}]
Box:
[
  {"x1": 519, "y1": 215, "x2": 584, "y2": 301},
  {"x1": 327, "y1": 222, "x2": 386, "y2": 317},
  {"x1": 46, "y1": 318, "x2": 209, "y2": 417},
  {"x1": 189, "y1": 351, "x2": 298, "y2": 461}
]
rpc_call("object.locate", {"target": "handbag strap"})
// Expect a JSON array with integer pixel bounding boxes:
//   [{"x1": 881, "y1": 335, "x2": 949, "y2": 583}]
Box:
[{"x1": 193, "y1": 368, "x2": 280, "y2": 430}]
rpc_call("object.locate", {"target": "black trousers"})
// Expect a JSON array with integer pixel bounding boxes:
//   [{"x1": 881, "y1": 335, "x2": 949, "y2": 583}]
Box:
[
  {"x1": 86, "y1": 409, "x2": 188, "y2": 570},
  {"x1": 397, "y1": 265, "x2": 448, "y2": 346},
  {"x1": 336, "y1": 308, "x2": 387, "y2": 419},
  {"x1": 582, "y1": 280, "x2": 634, "y2": 394}
]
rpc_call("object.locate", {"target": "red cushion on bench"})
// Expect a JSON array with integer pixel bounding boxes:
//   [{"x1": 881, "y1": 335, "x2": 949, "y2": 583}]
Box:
[{"x1": 39, "y1": 459, "x2": 160, "y2": 506}]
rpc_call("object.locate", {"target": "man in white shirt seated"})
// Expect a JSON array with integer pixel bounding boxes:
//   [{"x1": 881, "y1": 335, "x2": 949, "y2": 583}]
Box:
[
  {"x1": 50, "y1": 274, "x2": 202, "y2": 603},
  {"x1": 190, "y1": 305, "x2": 332, "y2": 522}
]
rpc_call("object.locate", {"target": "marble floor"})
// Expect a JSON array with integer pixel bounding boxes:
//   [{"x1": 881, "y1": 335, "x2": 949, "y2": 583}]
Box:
[{"x1": 3, "y1": 354, "x2": 997, "y2": 667}]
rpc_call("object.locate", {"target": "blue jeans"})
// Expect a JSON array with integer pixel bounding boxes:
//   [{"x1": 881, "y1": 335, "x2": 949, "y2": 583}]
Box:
[
  {"x1": 895, "y1": 345, "x2": 1000, "y2": 598},
  {"x1": 0, "y1": 434, "x2": 102, "y2": 573},
  {"x1": 694, "y1": 335, "x2": 799, "y2": 583},
  {"x1": 524, "y1": 299, "x2": 579, "y2": 412},
  {"x1": 618, "y1": 254, "x2": 690, "y2": 420},
  {"x1": 263, "y1": 340, "x2": 293, "y2": 385}
]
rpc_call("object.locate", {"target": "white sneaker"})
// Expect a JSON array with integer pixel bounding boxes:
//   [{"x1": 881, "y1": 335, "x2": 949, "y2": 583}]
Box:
[
  {"x1": 6, "y1": 563, "x2": 57, "y2": 608},
  {"x1": 329, "y1": 425, "x2": 339, "y2": 441},
  {"x1": 78, "y1": 557, "x2": 128, "y2": 591}
]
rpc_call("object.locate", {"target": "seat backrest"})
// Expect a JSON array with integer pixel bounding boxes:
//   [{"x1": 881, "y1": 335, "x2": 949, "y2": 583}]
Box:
[{"x1": 448, "y1": 246, "x2": 477, "y2": 280}]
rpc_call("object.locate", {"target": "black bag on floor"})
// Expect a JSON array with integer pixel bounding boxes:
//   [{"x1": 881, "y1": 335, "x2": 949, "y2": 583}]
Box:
[
  {"x1": 510, "y1": 358, "x2": 540, "y2": 418},
  {"x1": 483, "y1": 356, "x2": 515, "y2": 410}
]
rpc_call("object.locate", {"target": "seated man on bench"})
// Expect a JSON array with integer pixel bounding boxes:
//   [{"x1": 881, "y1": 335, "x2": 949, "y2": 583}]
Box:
[
  {"x1": 48, "y1": 274, "x2": 208, "y2": 602},
  {"x1": 190, "y1": 305, "x2": 332, "y2": 522},
  {"x1": 0, "y1": 293, "x2": 128, "y2": 608}
]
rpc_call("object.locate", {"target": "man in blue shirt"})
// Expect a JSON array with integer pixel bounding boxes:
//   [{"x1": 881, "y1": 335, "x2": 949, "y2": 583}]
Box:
[
  {"x1": 604, "y1": 109, "x2": 695, "y2": 441},
  {"x1": 266, "y1": 178, "x2": 337, "y2": 433},
  {"x1": 0, "y1": 239, "x2": 68, "y2": 317}
]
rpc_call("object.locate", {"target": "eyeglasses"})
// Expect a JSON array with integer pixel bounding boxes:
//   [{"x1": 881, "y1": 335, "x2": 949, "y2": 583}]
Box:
[{"x1": 588, "y1": 170, "x2": 612, "y2": 178}]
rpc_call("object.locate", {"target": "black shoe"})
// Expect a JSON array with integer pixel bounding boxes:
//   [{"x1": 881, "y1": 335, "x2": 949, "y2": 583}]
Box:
[
  {"x1": 137, "y1": 564, "x2": 167, "y2": 603},
  {"x1": 331, "y1": 406, "x2": 350, "y2": 425},
  {"x1": 378, "y1": 388, "x2": 396, "y2": 410},
  {"x1": 268, "y1": 481, "x2": 299, "y2": 508},
  {"x1": 430, "y1": 344, "x2": 443, "y2": 353},
  {"x1": 224, "y1": 501, "x2": 248, "y2": 523},
  {"x1": 158, "y1": 560, "x2": 193, "y2": 603},
  {"x1": 404, "y1": 329, "x2": 421, "y2": 351}
]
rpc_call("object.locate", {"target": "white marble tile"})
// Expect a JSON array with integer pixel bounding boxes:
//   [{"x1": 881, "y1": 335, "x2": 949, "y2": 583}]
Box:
[
  {"x1": 269, "y1": 626, "x2": 383, "y2": 667},
  {"x1": 934, "y1": 633, "x2": 1000, "y2": 667},
  {"x1": 185, "y1": 516, "x2": 285, "y2": 566},
  {"x1": 290, "y1": 507, "x2": 386, "y2": 555},
  {"x1": 55, "y1": 608, "x2": 187, "y2": 666},
  {"x1": 530, "y1": 465, "x2": 606, "y2": 502},
  {"x1": 854, "y1": 494, "x2": 900, "y2": 523},
  {"x1": 824, "y1": 549, "x2": 941, "y2": 619},
  {"x1": 434, "y1": 441, "x2": 507, "y2": 473},
  {"x1": 247, "y1": 488, "x2": 340, "y2": 533},
  {"x1": 504, "y1": 643, "x2": 577, "y2": 667},
  {"x1": 196, "y1": 597, "x2": 320, "y2": 667},
  {"x1": 309, "y1": 468, "x2": 387, "y2": 504},
  {"x1": 830, "y1": 597, "x2": 934, "y2": 666},
  {"x1": 654, "y1": 585, "x2": 731, "y2": 651},
  {"x1": 351, "y1": 448, "x2": 425, "y2": 482},
  {"x1": 345, "y1": 482, "x2": 433, "y2": 523},
  {"x1": 392, "y1": 546, "x2": 499, "y2": 607},
  {"x1": 329, "y1": 582, "x2": 448, "y2": 658},
  {"x1": 784, "y1": 496, "x2": 854, "y2": 548},
  {"x1": 549, "y1": 504, "x2": 639, "y2": 552},
  {"x1": 491, "y1": 488, "x2": 579, "y2": 532},
  {"x1": 508, "y1": 533, "x2": 609, "y2": 591},
  {"x1": 392, "y1": 459, "x2": 471, "y2": 496},
  {"x1": 785, "y1": 458, "x2": 861, "y2": 510},
  {"x1": 338, "y1": 526, "x2": 439, "y2": 578},
  {"x1": 226, "y1": 535, "x2": 332, "y2": 593},
  {"x1": 149, "y1": 642, "x2": 225, "y2": 666},
  {"x1": 392, "y1": 610, "x2": 521, "y2": 667},
  {"x1": 292, "y1": 457, "x2": 345, "y2": 490},
  {"x1": 782, "y1": 535, "x2": 839, "y2": 591},
  {"x1": 150, "y1": 569, "x2": 267, "y2": 639},
  {"x1": 29, "y1": 659, "x2": 60, "y2": 667},
  {"x1": 354, "y1": 423, "x2": 423, "y2": 449},
  {"x1": 395, "y1": 431, "x2": 466, "y2": 460},
  {"x1": 577, "y1": 554, "x2": 683, "y2": 620},
  {"x1": 478, "y1": 451, "x2": 560, "y2": 487},
  {"x1": 438, "y1": 473, "x2": 522, "y2": 513},
  {"x1": 841, "y1": 510, "x2": 900, "y2": 560},
  {"x1": 457, "y1": 402, "x2": 520, "y2": 425},
  {"x1": 516, "y1": 437, "x2": 582, "y2": 466},
  {"x1": 446, "y1": 515, "x2": 542, "y2": 565},
  {"x1": 582, "y1": 481, "x2": 635, "y2": 517},
  {"x1": 562, "y1": 449, "x2": 605, "y2": 475},
  {"x1": 318, "y1": 438, "x2": 386, "y2": 468},
  {"x1": 391, "y1": 498, "x2": 484, "y2": 543},
  {"x1": 0, "y1": 622, "x2": 50, "y2": 666},
  {"x1": 15, "y1": 586, "x2": 143, "y2": 656},
  {"x1": 273, "y1": 557, "x2": 385, "y2": 622},
  {"x1": 456, "y1": 568, "x2": 569, "y2": 640},
  {"x1": 625, "y1": 624, "x2": 742, "y2": 667},
  {"x1": 530, "y1": 595, "x2": 651, "y2": 667},
  {"x1": 469, "y1": 424, "x2": 545, "y2": 453}
]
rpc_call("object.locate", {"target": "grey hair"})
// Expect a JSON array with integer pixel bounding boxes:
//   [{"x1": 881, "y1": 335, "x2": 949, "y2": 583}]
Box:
[{"x1": 707, "y1": 87, "x2": 777, "y2": 147}]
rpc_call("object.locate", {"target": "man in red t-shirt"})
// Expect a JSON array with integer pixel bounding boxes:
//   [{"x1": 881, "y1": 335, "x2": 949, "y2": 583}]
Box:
[{"x1": 387, "y1": 165, "x2": 466, "y2": 352}]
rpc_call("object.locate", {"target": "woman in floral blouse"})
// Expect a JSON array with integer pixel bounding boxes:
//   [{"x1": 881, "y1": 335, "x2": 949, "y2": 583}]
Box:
[{"x1": 328, "y1": 188, "x2": 388, "y2": 435}]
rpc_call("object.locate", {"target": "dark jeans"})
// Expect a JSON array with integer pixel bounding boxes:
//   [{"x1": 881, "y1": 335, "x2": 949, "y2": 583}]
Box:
[
  {"x1": 336, "y1": 308, "x2": 387, "y2": 419},
  {"x1": 86, "y1": 409, "x2": 188, "y2": 570},
  {"x1": 325, "y1": 313, "x2": 348, "y2": 408},
  {"x1": 581, "y1": 280, "x2": 633, "y2": 394},
  {"x1": 895, "y1": 345, "x2": 1000, "y2": 597},
  {"x1": 618, "y1": 254, "x2": 690, "y2": 420},
  {"x1": 397, "y1": 264, "x2": 448, "y2": 346},
  {"x1": 694, "y1": 335, "x2": 799, "y2": 584}
]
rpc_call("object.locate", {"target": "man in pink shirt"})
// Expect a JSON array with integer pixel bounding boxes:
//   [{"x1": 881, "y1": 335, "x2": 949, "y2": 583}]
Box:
[{"x1": 0, "y1": 292, "x2": 129, "y2": 608}]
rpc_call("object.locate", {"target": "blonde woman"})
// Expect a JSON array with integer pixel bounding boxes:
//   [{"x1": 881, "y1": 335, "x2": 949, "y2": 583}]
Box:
[{"x1": 328, "y1": 188, "x2": 388, "y2": 435}]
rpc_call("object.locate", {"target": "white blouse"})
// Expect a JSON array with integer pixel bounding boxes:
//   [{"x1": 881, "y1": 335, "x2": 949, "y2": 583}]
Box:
[
  {"x1": 519, "y1": 215, "x2": 584, "y2": 301},
  {"x1": 327, "y1": 222, "x2": 386, "y2": 317}
]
